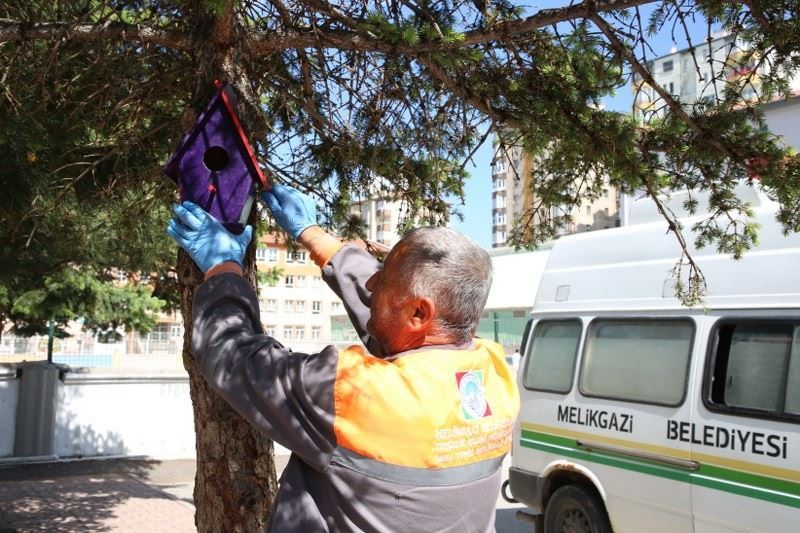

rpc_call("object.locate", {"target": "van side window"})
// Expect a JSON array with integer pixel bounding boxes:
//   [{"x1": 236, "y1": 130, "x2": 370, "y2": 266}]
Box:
[
  {"x1": 708, "y1": 322, "x2": 800, "y2": 420},
  {"x1": 580, "y1": 319, "x2": 693, "y2": 406},
  {"x1": 523, "y1": 320, "x2": 581, "y2": 393}
]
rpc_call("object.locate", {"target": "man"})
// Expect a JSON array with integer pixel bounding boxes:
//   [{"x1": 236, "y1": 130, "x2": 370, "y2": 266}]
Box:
[{"x1": 167, "y1": 183, "x2": 520, "y2": 532}]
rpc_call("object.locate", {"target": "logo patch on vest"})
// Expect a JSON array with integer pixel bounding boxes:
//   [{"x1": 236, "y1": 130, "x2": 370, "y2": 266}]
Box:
[{"x1": 456, "y1": 371, "x2": 492, "y2": 420}]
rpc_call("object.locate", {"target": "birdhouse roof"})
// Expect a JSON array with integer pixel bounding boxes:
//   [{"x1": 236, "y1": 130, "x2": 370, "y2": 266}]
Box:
[{"x1": 164, "y1": 81, "x2": 266, "y2": 189}]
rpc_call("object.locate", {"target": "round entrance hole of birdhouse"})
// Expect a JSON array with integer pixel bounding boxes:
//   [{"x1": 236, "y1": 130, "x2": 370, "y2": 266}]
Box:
[{"x1": 204, "y1": 146, "x2": 229, "y2": 171}]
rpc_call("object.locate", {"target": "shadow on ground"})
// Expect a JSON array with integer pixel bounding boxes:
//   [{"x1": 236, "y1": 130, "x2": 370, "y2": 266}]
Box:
[
  {"x1": 0, "y1": 458, "x2": 193, "y2": 532},
  {"x1": 496, "y1": 505, "x2": 535, "y2": 533}
]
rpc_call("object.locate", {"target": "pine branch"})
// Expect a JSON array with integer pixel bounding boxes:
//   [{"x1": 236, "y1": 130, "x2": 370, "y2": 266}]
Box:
[
  {"x1": 0, "y1": 19, "x2": 190, "y2": 48},
  {"x1": 1, "y1": 1, "x2": 659, "y2": 54}
]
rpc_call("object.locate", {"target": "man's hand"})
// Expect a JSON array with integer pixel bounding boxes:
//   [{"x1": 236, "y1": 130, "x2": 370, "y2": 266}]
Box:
[
  {"x1": 261, "y1": 184, "x2": 317, "y2": 240},
  {"x1": 167, "y1": 201, "x2": 252, "y2": 273}
]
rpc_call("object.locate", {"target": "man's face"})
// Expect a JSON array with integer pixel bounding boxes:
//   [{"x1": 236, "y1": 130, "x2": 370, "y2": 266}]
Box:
[{"x1": 365, "y1": 243, "x2": 413, "y2": 355}]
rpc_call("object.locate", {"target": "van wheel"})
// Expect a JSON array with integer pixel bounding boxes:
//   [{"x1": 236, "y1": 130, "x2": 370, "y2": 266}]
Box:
[{"x1": 544, "y1": 485, "x2": 611, "y2": 533}]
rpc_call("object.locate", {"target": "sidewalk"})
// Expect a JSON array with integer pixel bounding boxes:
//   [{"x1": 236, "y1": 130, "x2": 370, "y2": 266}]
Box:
[
  {"x1": 0, "y1": 453, "x2": 526, "y2": 532},
  {"x1": 0, "y1": 458, "x2": 198, "y2": 533}
]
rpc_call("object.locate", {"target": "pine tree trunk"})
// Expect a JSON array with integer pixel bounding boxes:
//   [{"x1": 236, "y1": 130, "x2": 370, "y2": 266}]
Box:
[
  {"x1": 179, "y1": 250, "x2": 278, "y2": 532},
  {"x1": 177, "y1": 2, "x2": 279, "y2": 530}
]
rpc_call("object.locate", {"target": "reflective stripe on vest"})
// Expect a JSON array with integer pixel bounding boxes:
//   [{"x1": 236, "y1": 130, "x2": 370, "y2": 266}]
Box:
[
  {"x1": 332, "y1": 447, "x2": 506, "y2": 486},
  {"x1": 333, "y1": 339, "x2": 520, "y2": 471}
]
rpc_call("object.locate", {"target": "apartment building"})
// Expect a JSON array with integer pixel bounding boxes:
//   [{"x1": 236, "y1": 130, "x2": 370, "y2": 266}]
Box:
[
  {"x1": 633, "y1": 33, "x2": 737, "y2": 120},
  {"x1": 255, "y1": 234, "x2": 344, "y2": 353},
  {"x1": 491, "y1": 143, "x2": 619, "y2": 248},
  {"x1": 349, "y1": 195, "x2": 406, "y2": 247},
  {"x1": 491, "y1": 144, "x2": 530, "y2": 247},
  {"x1": 631, "y1": 31, "x2": 800, "y2": 120},
  {"x1": 625, "y1": 32, "x2": 800, "y2": 223}
]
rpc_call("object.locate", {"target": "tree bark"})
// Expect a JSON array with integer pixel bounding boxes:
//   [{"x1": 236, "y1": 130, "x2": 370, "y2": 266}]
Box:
[
  {"x1": 177, "y1": 2, "x2": 278, "y2": 531},
  {"x1": 179, "y1": 248, "x2": 278, "y2": 532}
]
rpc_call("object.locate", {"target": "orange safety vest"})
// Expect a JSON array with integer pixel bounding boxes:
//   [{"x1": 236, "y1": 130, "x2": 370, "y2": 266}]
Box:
[{"x1": 332, "y1": 338, "x2": 520, "y2": 484}]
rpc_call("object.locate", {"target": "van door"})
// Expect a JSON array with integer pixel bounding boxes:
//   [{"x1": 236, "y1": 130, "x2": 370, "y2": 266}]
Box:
[
  {"x1": 572, "y1": 317, "x2": 697, "y2": 532},
  {"x1": 516, "y1": 317, "x2": 699, "y2": 532},
  {"x1": 691, "y1": 317, "x2": 800, "y2": 532}
]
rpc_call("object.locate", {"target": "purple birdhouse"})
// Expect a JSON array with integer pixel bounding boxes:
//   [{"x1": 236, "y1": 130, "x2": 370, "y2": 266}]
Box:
[{"x1": 164, "y1": 81, "x2": 268, "y2": 233}]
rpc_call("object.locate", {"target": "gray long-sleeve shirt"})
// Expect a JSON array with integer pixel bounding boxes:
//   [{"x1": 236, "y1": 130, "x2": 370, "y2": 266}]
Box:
[{"x1": 191, "y1": 245, "x2": 518, "y2": 532}]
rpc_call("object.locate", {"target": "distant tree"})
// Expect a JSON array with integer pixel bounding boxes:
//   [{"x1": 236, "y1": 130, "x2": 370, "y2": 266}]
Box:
[
  {"x1": 3, "y1": 0, "x2": 799, "y2": 529},
  {"x1": 257, "y1": 266, "x2": 284, "y2": 287}
]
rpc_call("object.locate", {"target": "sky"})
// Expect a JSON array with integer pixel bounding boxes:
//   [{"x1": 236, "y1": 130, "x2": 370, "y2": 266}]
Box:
[{"x1": 449, "y1": 1, "x2": 715, "y2": 248}]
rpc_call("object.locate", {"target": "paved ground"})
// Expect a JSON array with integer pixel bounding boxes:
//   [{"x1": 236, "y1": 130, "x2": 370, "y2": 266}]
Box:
[
  {"x1": 0, "y1": 452, "x2": 531, "y2": 532},
  {"x1": 0, "y1": 458, "x2": 196, "y2": 533}
]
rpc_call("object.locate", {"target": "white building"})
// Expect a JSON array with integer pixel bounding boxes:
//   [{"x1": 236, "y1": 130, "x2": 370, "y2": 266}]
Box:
[
  {"x1": 490, "y1": 144, "x2": 528, "y2": 248},
  {"x1": 632, "y1": 31, "x2": 800, "y2": 122},
  {"x1": 491, "y1": 143, "x2": 619, "y2": 247},
  {"x1": 349, "y1": 195, "x2": 407, "y2": 247},
  {"x1": 636, "y1": 32, "x2": 800, "y2": 117},
  {"x1": 624, "y1": 32, "x2": 800, "y2": 225}
]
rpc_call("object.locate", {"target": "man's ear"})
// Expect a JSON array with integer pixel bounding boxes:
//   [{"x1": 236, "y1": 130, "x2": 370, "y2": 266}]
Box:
[{"x1": 409, "y1": 297, "x2": 436, "y2": 331}]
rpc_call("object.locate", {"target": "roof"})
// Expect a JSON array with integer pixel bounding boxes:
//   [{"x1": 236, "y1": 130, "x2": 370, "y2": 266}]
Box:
[
  {"x1": 163, "y1": 82, "x2": 266, "y2": 232},
  {"x1": 535, "y1": 199, "x2": 800, "y2": 313},
  {"x1": 485, "y1": 249, "x2": 550, "y2": 310}
]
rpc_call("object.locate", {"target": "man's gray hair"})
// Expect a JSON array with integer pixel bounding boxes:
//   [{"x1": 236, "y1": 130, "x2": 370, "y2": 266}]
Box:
[{"x1": 394, "y1": 226, "x2": 492, "y2": 344}]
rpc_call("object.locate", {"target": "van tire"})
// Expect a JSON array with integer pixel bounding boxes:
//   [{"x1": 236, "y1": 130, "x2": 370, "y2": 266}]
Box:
[{"x1": 544, "y1": 484, "x2": 611, "y2": 533}]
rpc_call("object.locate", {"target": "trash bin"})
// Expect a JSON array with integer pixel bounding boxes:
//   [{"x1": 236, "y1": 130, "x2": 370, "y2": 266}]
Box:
[{"x1": 14, "y1": 361, "x2": 62, "y2": 457}]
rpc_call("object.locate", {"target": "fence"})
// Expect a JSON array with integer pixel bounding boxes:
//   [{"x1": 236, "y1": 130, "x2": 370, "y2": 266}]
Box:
[
  {"x1": 1, "y1": 307, "x2": 531, "y2": 371},
  {"x1": 0, "y1": 323, "x2": 185, "y2": 370},
  {"x1": 0, "y1": 322, "x2": 341, "y2": 371},
  {"x1": 475, "y1": 309, "x2": 531, "y2": 353}
]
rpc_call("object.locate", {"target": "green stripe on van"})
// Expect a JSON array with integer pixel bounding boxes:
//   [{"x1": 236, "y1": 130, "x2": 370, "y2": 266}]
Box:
[{"x1": 520, "y1": 429, "x2": 800, "y2": 509}]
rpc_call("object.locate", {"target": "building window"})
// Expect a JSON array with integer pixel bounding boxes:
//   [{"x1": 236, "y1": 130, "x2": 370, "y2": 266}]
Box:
[
  {"x1": 311, "y1": 326, "x2": 321, "y2": 341},
  {"x1": 284, "y1": 275, "x2": 294, "y2": 288},
  {"x1": 662, "y1": 60, "x2": 673, "y2": 72},
  {"x1": 295, "y1": 300, "x2": 305, "y2": 313},
  {"x1": 296, "y1": 275, "x2": 307, "y2": 288},
  {"x1": 284, "y1": 300, "x2": 295, "y2": 313},
  {"x1": 265, "y1": 299, "x2": 277, "y2": 313},
  {"x1": 264, "y1": 325, "x2": 276, "y2": 337},
  {"x1": 256, "y1": 247, "x2": 269, "y2": 262},
  {"x1": 286, "y1": 250, "x2": 307, "y2": 264},
  {"x1": 311, "y1": 276, "x2": 322, "y2": 288},
  {"x1": 267, "y1": 249, "x2": 278, "y2": 263},
  {"x1": 312, "y1": 301, "x2": 322, "y2": 314},
  {"x1": 282, "y1": 325, "x2": 293, "y2": 340},
  {"x1": 331, "y1": 301, "x2": 342, "y2": 314}
]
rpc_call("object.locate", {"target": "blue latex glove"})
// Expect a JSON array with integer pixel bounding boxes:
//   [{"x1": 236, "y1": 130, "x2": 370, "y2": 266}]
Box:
[
  {"x1": 167, "y1": 201, "x2": 252, "y2": 272},
  {"x1": 261, "y1": 183, "x2": 317, "y2": 240}
]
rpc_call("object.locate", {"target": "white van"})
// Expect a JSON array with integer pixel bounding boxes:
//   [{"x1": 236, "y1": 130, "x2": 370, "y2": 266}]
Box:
[{"x1": 506, "y1": 194, "x2": 800, "y2": 532}]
